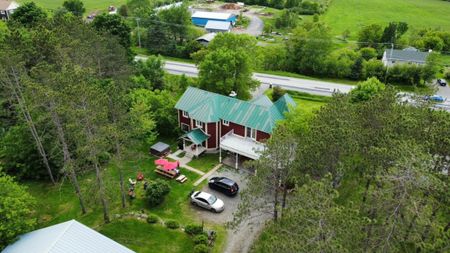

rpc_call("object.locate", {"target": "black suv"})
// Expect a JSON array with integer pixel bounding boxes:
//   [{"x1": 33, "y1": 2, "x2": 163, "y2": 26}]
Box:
[
  {"x1": 437, "y1": 79, "x2": 447, "y2": 87},
  {"x1": 208, "y1": 177, "x2": 239, "y2": 196}
]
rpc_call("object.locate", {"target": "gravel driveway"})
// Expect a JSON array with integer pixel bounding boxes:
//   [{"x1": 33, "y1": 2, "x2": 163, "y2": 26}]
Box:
[{"x1": 189, "y1": 167, "x2": 271, "y2": 253}]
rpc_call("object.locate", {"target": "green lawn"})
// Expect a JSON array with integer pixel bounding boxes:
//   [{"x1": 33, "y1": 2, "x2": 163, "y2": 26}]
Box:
[
  {"x1": 100, "y1": 220, "x2": 195, "y2": 253},
  {"x1": 18, "y1": 0, "x2": 127, "y2": 13},
  {"x1": 24, "y1": 139, "x2": 226, "y2": 252},
  {"x1": 323, "y1": 0, "x2": 450, "y2": 39},
  {"x1": 187, "y1": 153, "x2": 220, "y2": 173}
]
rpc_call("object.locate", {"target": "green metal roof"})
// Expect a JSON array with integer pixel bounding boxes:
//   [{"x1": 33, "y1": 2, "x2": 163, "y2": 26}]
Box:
[
  {"x1": 274, "y1": 94, "x2": 296, "y2": 114},
  {"x1": 175, "y1": 87, "x2": 297, "y2": 134},
  {"x1": 180, "y1": 128, "x2": 209, "y2": 145}
]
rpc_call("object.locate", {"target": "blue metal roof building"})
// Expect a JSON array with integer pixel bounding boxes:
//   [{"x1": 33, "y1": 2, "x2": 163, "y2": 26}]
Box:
[{"x1": 191, "y1": 11, "x2": 236, "y2": 27}]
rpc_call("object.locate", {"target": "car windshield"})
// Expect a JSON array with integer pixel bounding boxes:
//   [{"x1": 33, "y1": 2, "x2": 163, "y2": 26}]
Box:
[{"x1": 207, "y1": 195, "x2": 217, "y2": 205}]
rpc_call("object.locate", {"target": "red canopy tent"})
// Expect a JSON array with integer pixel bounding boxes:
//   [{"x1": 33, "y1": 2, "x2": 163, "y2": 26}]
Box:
[
  {"x1": 155, "y1": 158, "x2": 168, "y2": 166},
  {"x1": 163, "y1": 161, "x2": 178, "y2": 171}
]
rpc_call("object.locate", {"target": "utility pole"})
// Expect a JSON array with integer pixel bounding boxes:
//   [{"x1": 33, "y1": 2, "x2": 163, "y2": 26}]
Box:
[
  {"x1": 136, "y1": 18, "x2": 142, "y2": 48},
  {"x1": 384, "y1": 42, "x2": 394, "y2": 84}
]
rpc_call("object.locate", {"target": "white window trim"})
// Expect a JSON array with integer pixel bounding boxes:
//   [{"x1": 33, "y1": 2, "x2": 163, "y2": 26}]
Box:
[
  {"x1": 181, "y1": 123, "x2": 190, "y2": 132},
  {"x1": 223, "y1": 120, "x2": 229, "y2": 126},
  {"x1": 246, "y1": 127, "x2": 257, "y2": 140},
  {"x1": 195, "y1": 120, "x2": 203, "y2": 128},
  {"x1": 182, "y1": 110, "x2": 188, "y2": 118}
]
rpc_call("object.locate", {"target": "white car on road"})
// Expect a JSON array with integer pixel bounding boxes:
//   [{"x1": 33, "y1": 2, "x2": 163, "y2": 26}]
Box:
[{"x1": 190, "y1": 191, "x2": 225, "y2": 213}]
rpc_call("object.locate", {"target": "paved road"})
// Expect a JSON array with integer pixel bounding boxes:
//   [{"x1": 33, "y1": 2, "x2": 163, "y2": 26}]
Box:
[{"x1": 135, "y1": 56, "x2": 355, "y2": 96}]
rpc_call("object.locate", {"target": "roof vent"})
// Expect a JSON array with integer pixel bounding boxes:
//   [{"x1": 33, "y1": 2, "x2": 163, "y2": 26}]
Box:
[{"x1": 229, "y1": 91, "x2": 237, "y2": 98}]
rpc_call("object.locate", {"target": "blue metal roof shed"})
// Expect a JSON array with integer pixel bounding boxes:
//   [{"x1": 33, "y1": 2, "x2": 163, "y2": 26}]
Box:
[{"x1": 191, "y1": 11, "x2": 236, "y2": 27}]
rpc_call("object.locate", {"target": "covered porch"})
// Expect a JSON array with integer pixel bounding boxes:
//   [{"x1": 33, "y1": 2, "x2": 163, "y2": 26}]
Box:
[
  {"x1": 180, "y1": 128, "x2": 209, "y2": 158},
  {"x1": 219, "y1": 130, "x2": 265, "y2": 169}
]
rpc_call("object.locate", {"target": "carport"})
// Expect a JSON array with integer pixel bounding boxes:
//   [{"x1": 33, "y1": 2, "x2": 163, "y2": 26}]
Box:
[{"x1": 219, "y1": 131, "x2": 264, "y2": 169}]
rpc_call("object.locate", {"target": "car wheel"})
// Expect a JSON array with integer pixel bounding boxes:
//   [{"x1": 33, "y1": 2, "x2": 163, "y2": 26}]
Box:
[
  {"x1": 192, "y1": 201, "x2": 197, "y2": 206},
  {"x1": 211, "y1": 207, "x2": 217, "y2": 213}
]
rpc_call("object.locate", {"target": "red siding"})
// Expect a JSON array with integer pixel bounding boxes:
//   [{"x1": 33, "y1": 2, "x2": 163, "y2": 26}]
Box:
[
  {"x1": 206, "y1": 122, "x2": 217, "y2": 148},
  {"x1": 221, "y1": 121, "x2": 245, "y2": 137},
  {"x1": 179, "y1": 110, "x2": 190, "y2": 127},
  {"x1": 257, "y1": 131, "x2": 271, "y2": 142}
]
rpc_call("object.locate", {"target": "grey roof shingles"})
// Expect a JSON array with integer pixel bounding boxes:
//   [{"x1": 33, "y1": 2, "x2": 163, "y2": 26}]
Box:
[{"x1": 384, "y1": 49, "x2": 429, "y2": 63}]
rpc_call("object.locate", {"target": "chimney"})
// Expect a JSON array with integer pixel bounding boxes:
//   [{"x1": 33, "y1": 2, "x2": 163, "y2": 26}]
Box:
[{"x1": 229, "y1": 91, "x2": 237, "y2": 98}]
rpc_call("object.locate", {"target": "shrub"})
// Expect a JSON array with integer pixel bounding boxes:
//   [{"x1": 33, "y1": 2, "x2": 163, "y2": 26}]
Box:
[
  {"x1": 145, "y1": 179, "x2": 170, "y2": 207},
  {"x1": 444, "y1": 71, "x2": 450, "y2": 81},
  {"x1": 146, "y1": 215, "x2": 158, "y2": 224},
  {"x1": 165, "y1": 220, "x2": 180, "y2": 229},
  {"x1": 193, "y1": 244, "x2": 209, "y2": 253},
  {"x1": 272, "y1": 86, "x2": 286, "y2": 101},
  {"x1": 193, "y1": 234, "x2": 208, "y2": 245},
  {"x1": 185, "y1": 224, "x2": 204, "y2": 235}
]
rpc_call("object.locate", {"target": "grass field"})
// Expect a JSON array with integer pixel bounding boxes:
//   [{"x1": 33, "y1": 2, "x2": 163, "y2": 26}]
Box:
[
  {"x1": 18, "y1": 0, "x2": 127, "y2": 13},
  {"x1": 323, "y1": 0, "x2": 450, "y2": 38},
  {"x1": 187, "y1": 153, "x2": 220, "y2": 173},
  {"x1": 24, "y1": 138, "x2": 226, "y2": 253}
]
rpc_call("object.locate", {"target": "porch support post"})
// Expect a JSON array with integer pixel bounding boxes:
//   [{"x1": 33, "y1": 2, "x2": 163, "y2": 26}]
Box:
[
  {"x1": 235, "y1": 153, "x2": 238, "y2": 169},
  {"x1": 183, "y1": 139, "x2": 185, "y2": 150},
  {"x1": 219, "y1": 147, "x2": 222, "y2": 163}
]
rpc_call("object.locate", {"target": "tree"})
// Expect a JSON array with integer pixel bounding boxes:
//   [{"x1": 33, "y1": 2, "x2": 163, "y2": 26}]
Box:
[
  {"x1": 158, "y1": 4, "x2": 191, "y2": 44},
  {"x1": 233, "y1": 125, "x2": 297, "y2": 225},
  {"x1": 134, "y1": 56, "x2": 165, "y2": 90},
  {"x1": 144, "y1": 15, "x2": 174, "y2": 55},
  {"x1": 10, "y1": 2, "x2": 47, "y2": 27},
  {"x1": 350, "y1": 77, "x2": 386, "y2": 102},
  {"x1": 63, "y1": 0, "x2": 85, "y2": 17},
  {"x1": 341, "y1": 29, "x2": 351, "y2": 41},
  {"x1": 325, "y1": 48, "x2": 359, "y2": 78},
  {"x1": 0, "y1": 52, "x2": 56, "y2": 184},
  {"x1": 271, "y1": 86, "x2": 286, "y2": 101},
  {"x1": 252, "y1": 175, "x2": 363, "y2": 253},
  {"x1": 287, "y1": 22, "x2": 333, "y2": 75},
  {"x1": 195, "y1": 33, "x2": 259, "y2": 99},
  {"x1": 363, "y1": 59, "x2": 386, "y2": 80},
  {"x1": 145, "y1": 179, "x2": 170, "y2": 206},
  {"x1": 0, "y1": 173, "x2": 36, "y2": 250},
  {"x1": 381, "y1": 22, "x2": 408, "y2": 45},
  {"x1": 129, "y1": 89, "x2": 158, "y2": 145},
  {"x1": 118, "y1": 5, "x2": 129, "y2": 17},
  {"x1": 275, "y1": 10, "x2": 298, "y2": 29},
  {"x1": 127, "y1": 0, "x2": 151, "y2": 13},
  {"x1": 359, "y1": 47, "x2": 377, "y2": 61},
  {"x1": 350, "y1": 56, "x2": 364, "y2": 80},
  {"x1": 357, "y1": 24, "x2": 383, "y2": 49},
  {"x1": 92, "y1": 14, "x2": 132, "y2": 51}
]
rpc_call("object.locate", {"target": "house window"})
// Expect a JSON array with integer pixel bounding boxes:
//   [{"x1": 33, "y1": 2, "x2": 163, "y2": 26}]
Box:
[
  {"x1": 181, "y1": 123, "x2": 190, "y2": 132},
  {"x1": 195, "y1": 120, "x2": 203, "y2": 129},
  {"x1": 246, "y1": 127, "x2": 256, "y2": 140},
  {"x1": 182, "y1": 111, "x2": 188, "y2": 118},
  {"x1": 223, "y1": 120, "x2": 229, "y2": 126}
]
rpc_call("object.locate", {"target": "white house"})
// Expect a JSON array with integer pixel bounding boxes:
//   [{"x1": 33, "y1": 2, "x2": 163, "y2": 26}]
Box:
[
  {"x1": 0, "y1": 0, "x2": 19, "y2": 20},
  {"x1": 2, "y1": 220, "x2": 135, "y2": 253},
  {"x1": 382, "y1": 47, "x2": 430, "y2": 67}
]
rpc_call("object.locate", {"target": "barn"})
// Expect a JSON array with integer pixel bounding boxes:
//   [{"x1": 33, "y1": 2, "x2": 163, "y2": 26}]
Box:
[{"x1": 191, "y1": 11, "x2": 236, "y2": 27}]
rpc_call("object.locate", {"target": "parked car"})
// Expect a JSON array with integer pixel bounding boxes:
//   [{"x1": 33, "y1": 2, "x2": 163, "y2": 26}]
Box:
[
  {"x1": 437, "y1": 79, "x2": 447, "y2": 87},
  {"x1": 190, "y1": 191, "x2": 224, "y2": 213},
  {"x1": 424, "y1": 95, "x2": 445, "y2": 103},
  {"x1": 208, "y1": 177, "x2": 239, "y2": 196}
]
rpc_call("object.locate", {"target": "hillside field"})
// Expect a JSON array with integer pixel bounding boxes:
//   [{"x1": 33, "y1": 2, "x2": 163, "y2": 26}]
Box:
[
  {"x1": 323, "y1": 0, "x2": 450, "y2": 38},
  {"x1": 18, "y1": 0, "x2": 127, "y2": 13}
]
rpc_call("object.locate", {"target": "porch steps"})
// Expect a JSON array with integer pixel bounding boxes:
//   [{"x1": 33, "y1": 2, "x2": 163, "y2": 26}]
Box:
[{"x1": 193, "y1": 164, "x2": 223, "y2": 186}]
